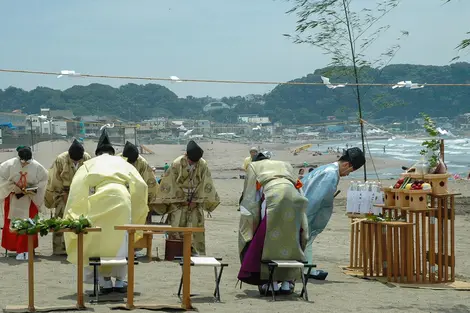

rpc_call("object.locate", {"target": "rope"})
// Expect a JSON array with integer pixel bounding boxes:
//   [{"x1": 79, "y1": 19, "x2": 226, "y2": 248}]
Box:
[{"x1": 2, "y1": 68, "x2": 470, "y2": 87}]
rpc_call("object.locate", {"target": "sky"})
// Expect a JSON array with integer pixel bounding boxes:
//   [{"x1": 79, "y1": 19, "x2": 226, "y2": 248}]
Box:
[{"x1": 0, "y1": 0, "x2": 469, "y2": 98}]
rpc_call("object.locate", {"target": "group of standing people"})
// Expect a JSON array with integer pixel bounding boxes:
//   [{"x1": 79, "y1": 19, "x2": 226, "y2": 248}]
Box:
[
  {"x1": 0, "y1": 127, "x2": 219, "y2": 293},
  {"x1": 1, "y1": 131, "x2": 366, "y2": 297},
  {"x1": 237, "y1": 146, "x2": 366, "y2": 295}
]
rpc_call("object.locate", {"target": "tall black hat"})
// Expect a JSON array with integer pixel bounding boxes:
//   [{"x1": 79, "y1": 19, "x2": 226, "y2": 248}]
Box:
[
  {"x1": 186, "y1": 140, "x2": 203, "y2": 162},
  {"x1": 95, "y1": 128, "x2": 115, "y2": 156},
  {"x1": 68, "y1": 139, "x2": 85, "y2": 161},
  {"x1": 122, "y1": 141, "x2": 139, "y2": 163}
]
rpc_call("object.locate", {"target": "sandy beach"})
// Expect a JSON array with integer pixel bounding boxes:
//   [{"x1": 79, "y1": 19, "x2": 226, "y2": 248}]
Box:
[{"x1": 1, "y1": 140, "x2": 470, "y2": 313}]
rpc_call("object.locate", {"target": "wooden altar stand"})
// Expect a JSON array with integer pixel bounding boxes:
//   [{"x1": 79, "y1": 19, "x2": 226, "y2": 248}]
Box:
[
  {"x1": 4, "y1": 228, "x2": 102, "y2": 313},
  {"x1": 111, "y1": 225, "x2": 204, "y2": 311}
]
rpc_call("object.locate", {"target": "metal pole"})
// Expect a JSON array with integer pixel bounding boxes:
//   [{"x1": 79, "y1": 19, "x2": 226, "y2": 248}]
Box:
[
  {"x1": 29, "y1": 116, "x2": 34, "y2": 151},
  {"x1": 134, "y1": 127, "x2": 138, "y2": 146}
]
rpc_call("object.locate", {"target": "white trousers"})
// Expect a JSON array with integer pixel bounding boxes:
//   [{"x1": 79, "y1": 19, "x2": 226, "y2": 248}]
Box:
[{"x1": 83, "y1": 231, "x2": 128, "y2": 283}]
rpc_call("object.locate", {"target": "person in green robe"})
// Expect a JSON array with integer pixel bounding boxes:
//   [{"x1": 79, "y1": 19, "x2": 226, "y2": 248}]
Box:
[{"x1": 238, "y1": 152, "x2": 309, "y2": 295}]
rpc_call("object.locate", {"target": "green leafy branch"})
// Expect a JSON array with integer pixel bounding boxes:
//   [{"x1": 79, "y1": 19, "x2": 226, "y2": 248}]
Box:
[
  {"x1": 443, "y1": 0, "x2": 470, "y2": 61},
  {"x1": 419, "y1": 113, "x2": 440, "y2": 167},
  {"x1": 366, "y1": 212, "x2": 405, "y2": 222},
  {"x1": 11, "y1": 215, "x2": 92, "y2": 236}
]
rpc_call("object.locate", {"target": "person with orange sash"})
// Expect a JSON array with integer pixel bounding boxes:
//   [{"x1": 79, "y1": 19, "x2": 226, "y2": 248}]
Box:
[{"x1": 0, "y1": 146, "x2": 48, "y2": 260}]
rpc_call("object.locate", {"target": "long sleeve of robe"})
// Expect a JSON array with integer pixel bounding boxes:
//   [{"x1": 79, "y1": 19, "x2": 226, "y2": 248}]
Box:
[
  {"x1": 301, "y1": 162, "x2": 340, "y2": 243},
  {"x1": 131, "y1": 155, "x2": 156, "y2": 213},
  {"x1": 44, "y1": 152, "x2": 92, "y2": 209}
]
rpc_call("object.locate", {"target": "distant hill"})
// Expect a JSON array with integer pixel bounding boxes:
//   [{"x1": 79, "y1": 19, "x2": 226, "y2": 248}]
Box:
[{"x1": 1, "y1": 62, "x2": 469, "y2": 124}]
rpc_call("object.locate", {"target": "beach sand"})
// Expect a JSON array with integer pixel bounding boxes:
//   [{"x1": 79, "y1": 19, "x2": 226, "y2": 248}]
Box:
[{"x1": 1, "y1": 140, "x2": 470, "y2": 313}]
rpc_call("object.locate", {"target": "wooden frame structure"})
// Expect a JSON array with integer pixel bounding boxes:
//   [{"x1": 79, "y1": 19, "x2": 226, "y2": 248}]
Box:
[
  {"x1": 4, "y1": 228, "x2": 101, "y2": 313},
  {"x1": 347, "y1": 140, "x2": 459, "y2": 284},
  {"x1": 351, "y1": 183, "x2": 458, "y2": 284},
  {"x1": 112, "y1": 224, "x2": 204, "y2": 311}
]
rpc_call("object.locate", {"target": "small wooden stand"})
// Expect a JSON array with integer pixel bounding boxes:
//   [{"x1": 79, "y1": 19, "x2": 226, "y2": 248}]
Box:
[
  {"x1": 350, "y1": 184, "x2": 458, "y2": 284},
  {"x1": 4, "y1": 228, "x2": 102, "y2": 313},
  {"x1": 112, "y1": 225, "x2": 204, "y2": 311}
]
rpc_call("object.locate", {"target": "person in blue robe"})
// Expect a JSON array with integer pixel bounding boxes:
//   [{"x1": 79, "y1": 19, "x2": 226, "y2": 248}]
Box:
[{"x1": 302, "y1": 147, "x2": 366, "y2": 280}]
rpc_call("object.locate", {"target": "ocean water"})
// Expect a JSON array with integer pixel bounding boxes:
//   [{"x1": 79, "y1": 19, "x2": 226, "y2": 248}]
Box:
[{"x1": 311, "y1": 137, "x2": 470, "y2": 179}]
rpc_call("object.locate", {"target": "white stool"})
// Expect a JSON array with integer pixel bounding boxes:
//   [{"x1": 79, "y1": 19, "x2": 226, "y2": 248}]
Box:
[
  {"x1": 88, "y1": 257, "x2": 138, "y2": 303},
  {"x1": 175, "y1": 256, "x2": 228, "y2": 302},
  {"x1": 261, "y1": 260, "x2": 316, "y2": 301}
]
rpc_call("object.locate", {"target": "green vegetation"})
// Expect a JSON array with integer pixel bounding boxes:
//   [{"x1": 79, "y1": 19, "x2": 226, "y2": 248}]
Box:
[
  {"x1": 1, "y1": 63, "x2": 470, "y2": 124},
  {"x1": 11, "y1": 215, "x2": 92, "y2": 236},
  {"x1": 419, "y1": 113, "x2": 441, "y2": 167}
]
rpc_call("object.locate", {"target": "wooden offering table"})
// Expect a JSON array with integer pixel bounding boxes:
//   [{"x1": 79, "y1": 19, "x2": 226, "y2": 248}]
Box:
[
  {"x1": 4, "y1": 228, "x2": 102, "y2": 313},
  {"x1": 112, "y1": 225, "x2": 204, "y2": 311}
]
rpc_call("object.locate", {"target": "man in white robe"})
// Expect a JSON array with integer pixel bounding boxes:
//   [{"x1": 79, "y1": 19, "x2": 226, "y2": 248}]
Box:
[
  {"x1": 0, "y1": 146, "x2": 48, "y2": 260},
  {"x1": 64, "y1": 128, "x2": 148, "y2": 293}
]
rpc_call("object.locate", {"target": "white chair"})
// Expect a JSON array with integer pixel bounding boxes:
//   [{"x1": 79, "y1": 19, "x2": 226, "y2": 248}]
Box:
[
  {"x1": 261, "y1": 260, "x2": 316, "y2": 301},
  {"x1": 175, "y1": 256, "x2": 228, "y2": 302},
  {"x1": 88, "y1": 257, "x2": 139, "y2": 303}
]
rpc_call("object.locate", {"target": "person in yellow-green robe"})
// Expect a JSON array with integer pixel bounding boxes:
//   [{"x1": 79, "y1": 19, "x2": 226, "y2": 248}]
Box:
[
  {"x1": 120, "y1": 141, "x2": 158, "y2": 221},
  {"x1": 64, "y1": 128, "x2": 148, "y2": 293},
  {"x1": 238, "y1": 152, "x2": 309, "y2": 295},
  {"x1": 44, "y1": 139, "x2": 91, "y2": 255},
  {"x1": 154, "y1": 140, "x2": 219, "y2": 255}
]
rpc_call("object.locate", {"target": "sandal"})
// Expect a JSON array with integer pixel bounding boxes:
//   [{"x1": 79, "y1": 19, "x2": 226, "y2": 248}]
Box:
[
  {"x1": 258, "y1": 283, "x2": 280, "y2": 296},
  {"x1": 309, "y1": 270, "x2": 328, "y2": 280},
  {"x1": 279, "y1": 281, "x2": 295, "y2": 295}
]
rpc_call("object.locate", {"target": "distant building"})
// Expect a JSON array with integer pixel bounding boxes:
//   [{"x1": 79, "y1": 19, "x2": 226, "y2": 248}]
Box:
[
  {"x1": 203, "y1": 102, "x2": 231, "y2": 112},
  {"x1": 41, "y1": 120, "x2": 68, "y2": 136},
  {"x1": 195, "y1": 120, "x2": 211, "y2": 134},
  {"x1": 238, "y1": 114, "x2": 270, "y2": 124},
  {"x1": 140, "y1": 117, "x2": 168, "y2": 130},
  {"x1": 0, "y1": 112, "x2": 27, "y2": 130},
  {"x1": 41, "y1": 108, "x2": 75, "y2": 119}
]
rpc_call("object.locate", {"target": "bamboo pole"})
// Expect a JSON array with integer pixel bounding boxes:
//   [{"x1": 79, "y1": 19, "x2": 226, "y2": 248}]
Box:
[
  {"x1": 433, "y1": 198, "x2": 444, "y2": 282},
  {"x1": 362, "y1": 222, "x2": 368, "y2": 277},
  {"x1": 422, "y1": 212, "x2": 427, "y2": 282},
  {"x1": 429, "y1": 211, "x2": 436, "y2": 282},
  {"x1": 377, "y1": 224, "x2": 383, "y2": 276},
  {"x1": 407, "y1": 225, "x2": 413, "y2": 282},
  {"x1": 354, "y1": 222, "x2": 359, "y2": 268},
  {"x1": 393, "y1": 227, "x2": 399, "y2": 282},
  {"x1": 400, "y1": 226, "x2": 406, "y2": 283},
  {"x1": 369, "y1": 223, "x2": 374, "y2": 277},
  {"x1": 386, "y1": 226, "x2": 392, "y2": 281},
  {"x1": 349, "y1": 221, "x2": 354, "y2": 268},
  {"x1": 450, "y1": 195, "x2": 455, "y2": 281},
  {"x1": 444, "y1": 196, "x2": 449, "y2": 281},
  {"x1": 416, "y1": 212, "x2": 421, "y2": 282}
]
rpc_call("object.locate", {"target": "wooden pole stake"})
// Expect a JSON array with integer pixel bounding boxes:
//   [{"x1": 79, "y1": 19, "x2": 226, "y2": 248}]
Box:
[{"x1": 28, "y1": 235, "x2": 35, "y2": 312}]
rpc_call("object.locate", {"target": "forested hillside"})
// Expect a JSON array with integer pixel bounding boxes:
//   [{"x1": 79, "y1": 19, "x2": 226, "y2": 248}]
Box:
[{"x1": 1, "y1": 62, "x2": 469, "y2": 124}]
